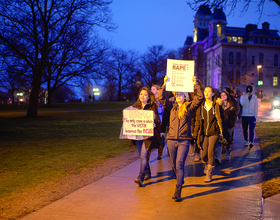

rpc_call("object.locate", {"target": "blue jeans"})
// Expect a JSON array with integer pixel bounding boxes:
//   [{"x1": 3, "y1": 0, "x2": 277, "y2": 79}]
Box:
[
  {"x1": 167, "y1": 139, "x2": 190, "y2": 186},
  {"x1": 135, "y1": 140, "x2": 151, "y2": 181},
  {"x1": 242, "y1": 116, "x2": 256, "y2": 143}
]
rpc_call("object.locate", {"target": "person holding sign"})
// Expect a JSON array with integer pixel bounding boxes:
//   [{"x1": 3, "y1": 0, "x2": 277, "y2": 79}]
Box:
[
  {"x1": 131, "y1": 87, "x2": 161, "y2": 187},
  {"x1": 158, "y1": 75, "x2": 204, "y2": 201}
]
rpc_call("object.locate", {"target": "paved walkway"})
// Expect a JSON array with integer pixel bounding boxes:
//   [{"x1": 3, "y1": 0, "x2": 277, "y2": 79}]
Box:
[{"x1": 22, "y1": 122, "x2": 279, "y2": 220}]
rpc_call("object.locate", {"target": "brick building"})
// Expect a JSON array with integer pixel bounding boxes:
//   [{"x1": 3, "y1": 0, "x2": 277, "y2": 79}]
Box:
[{"x1": 184, "y1": 5, "x2": 280, "y2": 100}]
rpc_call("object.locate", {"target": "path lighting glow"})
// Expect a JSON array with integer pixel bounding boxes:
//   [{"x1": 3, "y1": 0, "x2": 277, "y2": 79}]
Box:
[
  {"x1": 17, "y1": 93, "x2": 23, "y2": 96},
  {"x1": 93, "y1": 88, "x2": 100, "y2": 96}
]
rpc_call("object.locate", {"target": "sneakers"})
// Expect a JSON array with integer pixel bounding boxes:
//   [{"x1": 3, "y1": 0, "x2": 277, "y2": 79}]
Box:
[
  {"x1": 215, "y1": 153, "x2": 221, "y2": 164},
  {"x1": 225, "y1": 149, "x2": 231, "y2": 161},
  {"x1": 244, "y1": 141, "x2": 249, "y2": 147},
  {"x1": 194, "y1": 153, "x2": 200, "y2": 162},
  {"x1": 249, "y1": 142, "x2": 253, "y2": 149},
  {"x1": 134, "y1": 178, "x2": 143, "y2": 187}
]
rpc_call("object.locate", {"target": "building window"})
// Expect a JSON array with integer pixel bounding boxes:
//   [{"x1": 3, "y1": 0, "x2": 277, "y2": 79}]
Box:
[
  {"x1": 229, "y1": 71, "x2": 234, "y2": 82},
  {"x1": 238, "y1": 37, "x2": 243, "y2": 44},
  {"x1": 274, "y1": 54, "x2": 278, "y2": 67},
  {"x1": 227, "y1": 36, "x2": 231, "y2": 42},
  {"x1": 232, "y1": 37, "x2": 237, "y2": 43},
  {"x1": 236, "y1": 52, "x2": 241, "y2": 65},
  {"x1": 259, "y1": 53, "x2": 264, "y2": 65},
  {"x1": 274, "y1": 91, "x2": 278, "y2": 97},
  {"x1": 236, "y1": 71, "x2": 240, "y2": 80},
  {"x1": 265, "y1": 38, "x2": 268, "y2": 44},
  {"x1": 273, "y1": 73, "x2": 278, "y2": 86},
  {"x1": 217, "y1": 24, "x2": 221, "y2": 36},
  {"x1": 255, "y1": 37, "x2": 258, "y2": 44},
  {"x1": 258, "y1": 72, "x2": 263, "y2": 85},
  {"x1": 260, "y1": 38, "x2": 264, "y2": 44},
  {"x1": 229, "y1": 52, "x2": 233, "y2": 64},
  {"x1": 252, "y1": 56, "x2": 255, "y2": 65}
]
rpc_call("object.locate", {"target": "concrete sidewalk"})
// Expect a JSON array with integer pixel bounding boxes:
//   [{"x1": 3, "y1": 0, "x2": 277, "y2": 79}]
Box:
[{"x1": 22, "y1": 123, "x2": 277, "y2": 220}]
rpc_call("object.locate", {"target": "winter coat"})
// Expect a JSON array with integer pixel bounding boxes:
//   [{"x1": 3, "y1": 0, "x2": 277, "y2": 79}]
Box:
[
  {"x1": 222, "y1": 101, "x2": 236, "y2": 130},
  {"x1": 132, "y1": 101, "x2": 161, "y2": 150},
  {"x1": 193, "y1": 97, "x2": 231, "y2": 148},
  {"x1": 158, "y1": 84, "x2": 204, "y2": 140},
  {"x1": 240, "y1": 93, "x2": 258, "y2": 118}
]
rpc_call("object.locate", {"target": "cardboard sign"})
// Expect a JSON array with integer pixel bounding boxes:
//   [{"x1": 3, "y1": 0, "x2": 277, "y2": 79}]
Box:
[
  {"x1": 166, "y1": 59, "x2": 194, "y2": 92},
  {"x1": 122, "y1": 109, "x2": 154, "y2": 136}
]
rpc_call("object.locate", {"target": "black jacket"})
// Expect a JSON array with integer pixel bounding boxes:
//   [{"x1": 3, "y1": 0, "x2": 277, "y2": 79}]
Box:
[
  {"x1": 158, "y1": 84, "x2": 204, "y2": 140},
  {"x1": 132, "y1": 101, "x2": 161, "y2": 150},
  {"x1": 194, "y1": 97, "x2": 230, "y2": 148}
]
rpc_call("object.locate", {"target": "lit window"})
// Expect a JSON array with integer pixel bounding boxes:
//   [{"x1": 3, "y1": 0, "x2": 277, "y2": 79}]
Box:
[
  {"x1": 217, "y1": 24, "x2": 221, "y2": 36},
  {"x1": 273, "y1": 73, "x2": 278, "y2": 86},
  {"x1": 227, "y1": 36, "x2": 231, "y2": 42},
  {"x1": 232, "y1": 37, "x2": 237, "y2": 42},
  {"x1": 238, "y1": 37, "x2": 243, "y2": 43}
]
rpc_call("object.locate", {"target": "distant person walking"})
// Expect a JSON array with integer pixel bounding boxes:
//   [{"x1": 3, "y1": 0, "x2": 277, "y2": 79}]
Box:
[
  {"x1": 158, "y1": 75, "x2": 204, "y2": 201},
  {"x1": 240, "y1": 85, "x2": 259, "y2": 148}
]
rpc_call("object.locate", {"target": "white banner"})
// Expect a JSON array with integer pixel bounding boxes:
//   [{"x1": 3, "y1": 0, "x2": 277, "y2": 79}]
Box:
[
  {"x1": 166, "y1": 59, "x2": 194, "y2": 92},
  {"x1": 122, "y1": 109, "x2": 154, "y2": 137}
]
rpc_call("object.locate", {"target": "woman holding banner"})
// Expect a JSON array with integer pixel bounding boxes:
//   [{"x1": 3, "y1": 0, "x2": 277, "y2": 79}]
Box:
[
  {"x1": 158, "y1": 75, "x2": 204, "y2": 201},
  {"x1": 132, "y1": 87, "x2": 161, "y2": 187}
]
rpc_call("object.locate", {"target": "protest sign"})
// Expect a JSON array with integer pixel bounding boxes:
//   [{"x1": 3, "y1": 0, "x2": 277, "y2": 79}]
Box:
[
  {"x1": 166, "y1": 59, "x2": 194, "y2": 92},
  {"x1": 122, "y1": 109, "x2": 154, "y2": 137}
]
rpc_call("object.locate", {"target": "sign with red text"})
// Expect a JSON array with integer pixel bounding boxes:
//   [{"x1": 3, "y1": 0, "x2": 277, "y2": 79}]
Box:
[
  {"x1": 166, "y1": 59, "x2": 194, "y2": 92},
  {"x1": 122, "y1": 110, "x2": 154, "y2": 136}
]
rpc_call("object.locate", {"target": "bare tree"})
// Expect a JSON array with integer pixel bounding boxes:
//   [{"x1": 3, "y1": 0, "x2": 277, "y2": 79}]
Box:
[
  {"x1": 52, "y1": 84, "x2": 76, "y2": 103},
  {"x1": 0, "y1": 0, "x2": 115, "y2": 116},
  {"x1": 141, "y1": 45, "x2": 169, "y2": 87},
  {"x1": 43, "y1": 34, "x2": 110, "y2": 106},
  {"x1": 101, "y1": 48, "x2": 139, "y2": 101},
  {"x1": 0, "y1": 57, "x2": 30, "y2": 104},
  {"x1": 187, "y1": 0, "x2": 280, "y2": 19},
  {"x1": 219, "y1": 54, "x2": 256, "y2": 92}
]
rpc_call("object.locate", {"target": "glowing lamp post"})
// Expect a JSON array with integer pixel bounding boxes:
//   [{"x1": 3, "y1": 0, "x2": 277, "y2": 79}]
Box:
[{"x1": 257, "y1": 65, "x2": 262, "y2": 98}]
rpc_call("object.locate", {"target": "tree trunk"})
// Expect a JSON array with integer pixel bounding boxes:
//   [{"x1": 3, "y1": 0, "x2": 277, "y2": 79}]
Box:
[{"x1": 26, "y1": 70, "x2": 43, "y2": 117}]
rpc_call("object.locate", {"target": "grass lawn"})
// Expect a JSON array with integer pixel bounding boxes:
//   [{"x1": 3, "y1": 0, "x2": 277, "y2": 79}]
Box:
[
  {"x1": 256, "y1": 122, "x2": 280, "y2": 198},
  {"x1": 0, "y1": 102, "x2": 134, "y2": 219}
]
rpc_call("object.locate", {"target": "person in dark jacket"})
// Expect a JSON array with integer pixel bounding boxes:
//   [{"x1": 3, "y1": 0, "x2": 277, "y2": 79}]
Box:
[
  {"x1": 158, "y1": 75, "x2": 204, "y2": 201},
  {"x1": 151, "y1": 84, "x2": 170, "y2": 160},
  {"x1": 194, "y1": 86, "x2": 230, "y2": 183},
  {"x1": 132, "y1": 87, "x2": 161, "y2": 187},
  {"x1": 219, "y1": 91, "x2": 236, "y2": 161}
]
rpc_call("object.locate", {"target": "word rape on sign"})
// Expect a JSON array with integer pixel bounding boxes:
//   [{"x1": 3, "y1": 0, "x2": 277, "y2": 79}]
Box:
[
  {"x1": 123, "y1": 110, "x2": 154, "y2": 136},
  {"x1": 166, "y1": 59, "x2": 194, "y2": 92}
]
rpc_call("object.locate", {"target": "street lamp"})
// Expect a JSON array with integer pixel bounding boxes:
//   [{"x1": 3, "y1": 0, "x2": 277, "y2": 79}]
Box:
[{"x1": 257, "y1": 65, "x2": 262, "y2": 98}]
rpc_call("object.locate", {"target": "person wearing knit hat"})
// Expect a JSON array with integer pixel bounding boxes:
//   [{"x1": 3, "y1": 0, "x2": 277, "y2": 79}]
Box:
[{"x1": 240, "y1": 85, "x2": 259, "y2": 148}]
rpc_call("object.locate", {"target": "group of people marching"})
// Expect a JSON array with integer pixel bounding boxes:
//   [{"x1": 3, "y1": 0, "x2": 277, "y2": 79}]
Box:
[{"x1": 126, "y1": 75, "x2": 258, "y2": 202}]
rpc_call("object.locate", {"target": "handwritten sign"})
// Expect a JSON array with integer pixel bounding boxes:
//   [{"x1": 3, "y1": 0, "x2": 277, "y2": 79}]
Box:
[
  {"x1": 123, "y1": 109, "x2": 154, "y2": 136},
  {"x1": 166, "y1": 59, "x2": 194, "y2": 92}
]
